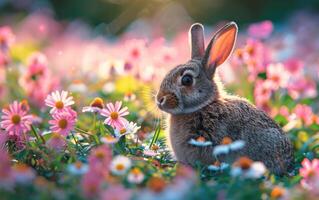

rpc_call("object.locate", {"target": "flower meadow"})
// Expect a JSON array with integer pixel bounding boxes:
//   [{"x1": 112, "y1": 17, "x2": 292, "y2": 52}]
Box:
[{"x1": 1, "y1": 12, "x2": 319, "y2": 200}]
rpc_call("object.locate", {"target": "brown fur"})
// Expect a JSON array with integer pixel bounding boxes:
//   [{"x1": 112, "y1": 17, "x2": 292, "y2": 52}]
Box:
[
  {"x1": 169, "y1": 93, "x2": 294, "y2": 175},
  {"x1": 156, "y1": 22, "x2": 294, "y2": 175}
]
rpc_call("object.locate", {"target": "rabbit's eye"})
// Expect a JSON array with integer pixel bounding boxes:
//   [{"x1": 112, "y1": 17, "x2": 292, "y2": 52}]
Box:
[{"x1": 181, "y1": 74, "x2": 193, "y2": 86}]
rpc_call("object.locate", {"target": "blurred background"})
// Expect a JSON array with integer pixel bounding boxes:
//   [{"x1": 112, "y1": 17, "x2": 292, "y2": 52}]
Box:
[{"x1": 1, "y1": 0, "x2": 319, "y2": 36}]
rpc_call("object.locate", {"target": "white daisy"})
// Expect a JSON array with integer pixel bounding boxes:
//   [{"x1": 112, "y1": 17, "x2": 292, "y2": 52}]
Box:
[
  {"x1": 114, "y1": 121, "x2": 140, "y2": 138},
  {"x1": 110, "y1": 155, "x2": 132, "y2": 176},
  {"x1": 101, "y1": 135, "x2": 120, "y2": 144},
  {"x1": 230, "y1": 157, "x2": 267, "y2": 179},
  {"x1": 12, "y1": 164, "x2": 36, "y2": 184},
  {"x1": 127, "y1": 168, "x2": 145, "y2": 184},
  {"x1": 213, "y1": 137, "x2": 245, "y2": 156},
  {"x1": 67, "y1": 161, "x2": 89, "y2": 175},
  {"x1": 207, "y1": 162, "x2": 229, "y2": 171},
  {"x1": 188, "y1": 136, "x2": 212, "y2": 147},
  {"x1": 143, "y1": 144, "x2": 161, "y2": 157},
  {"x1": 213, "y1": 144, "x2": 230, "y2": 156},
  {"x1": 229, "y1": 140, "x2": 245, "y2": 151}
]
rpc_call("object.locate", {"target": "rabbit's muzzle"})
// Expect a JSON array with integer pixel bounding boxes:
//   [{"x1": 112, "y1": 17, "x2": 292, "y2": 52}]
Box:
[{"x1": 156, "y1": 91, "x2": 179, "y2": 110}]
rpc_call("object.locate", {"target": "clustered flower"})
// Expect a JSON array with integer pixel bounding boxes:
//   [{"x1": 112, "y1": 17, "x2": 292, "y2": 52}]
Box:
[
  {"x1": 299, "y1": 158, "x2": 319, "y2": 193},
  {"x1": 0, "y1": 101, "x2": 33, "y2": 144},
  {"x1": 20, "y1": 52, "x2": 59, "y2": 107},
  {"x1": 46, "y1": 90, "x2": 77, "y2": 138},
  {"x1": 83, "y1": 98, "x2": 140, "y2": 144}
]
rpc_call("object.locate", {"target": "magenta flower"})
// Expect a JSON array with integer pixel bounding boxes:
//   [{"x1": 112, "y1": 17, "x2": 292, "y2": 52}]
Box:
[
  {"x1": 0, "y1": 101, "x2": 33, "y2": 136},
  {"x1": 88, "y1": 144, "x2": 112, "y2": 173},
  {"x1": 48, "y1": 108, "x2": 77, "y2": 136},
  {"x1": 100, "y1": 185, "x2": 132, "y2": 200},
  {"x1": 266, "y1": 63, "x2": 290, "y2": 89},
  {"x1": 45, "y1": 90, "x2": 75, "y2": 114},
  {"x1": 248, "y1": 20, "x2": 273, "y2": 39},
  {"x1": 293, "y1": 104, "x2": 314, "y2": 126},
  {"x1": 0, "y1": 149, "x2": 14, "y2": 190},
  {"x1": 254, "y1": 80, "x2": 273, "y2": 108},
  {"x1": 100, "y1": 101, "x2": 129, "y2": 130},
  {"x1": 299, "y1": 158, "x2": 319, "y2": 190},
  {"x1": 0, "y1": 26, "x2": 15, "y2": 51},
  {"x1": 81, "y1": 170, "x2": 103, "y2": 198},
  {"x1": 287, "y1": 76, "x2": 317, "y2": 100},
  {"x1": 284, "y1": 58, "x2": 304, "y2": 76},
  {"x1": 46, "y1": 132, "x2": 67, "y2": 151}
]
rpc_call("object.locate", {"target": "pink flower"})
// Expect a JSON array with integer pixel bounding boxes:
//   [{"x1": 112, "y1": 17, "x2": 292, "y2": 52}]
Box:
[
  {"x1": 45, "y1": 90, "x2": 75, "y2": 114},
  {"x1": 299, "y1": 158, "x2": 319, "y2": 191},
  {"x1": 248, "y1": 20, "x2": 273, "y2": 39},
  {"x1": 0, "y1": 52, "x2": 10, "y2": 67},
  {"x1": 243, "y1": 39, "x2": 271, "y2": 81},
  {"x1": 25, "y1": 52, "x2": 49, "y2": 81},
  {"x1": 266, "y1": 63, "x2": 290, "y2": 89},
  {"x1": 88, "y1": 145, "x2": 112, "y2": 173},
  {"x1": 0, "y1": 101, "x2": 33, "y2": 136},
  {"x1": 0, "y1": 149, "x2": 14, "y2": 189},
  {"x1": 20, "y1": 52, "x2": 59, "y2": 107},
  {"x1": 82, "y1": 145, "x2": 112, "y2": 198},
  {"x1": 293, "y1": 104, "x2": 314, "y2": 126},
  {"x1": 81, "y1": 171, "x2": 103, "y2": 198},
  {"x1": 100, "y1": 185, "x2": 132, "y2": 200},
  {"x1": 48, "y1": 108, "x2": 77, "y2": 136},
  {"x1": 0, "y1": 130, "x2": 7, "y2": 150},
  {"x1": 124, "y1": 39, "x2": 147, "y2": 63},
  {"x1": 46, "y1": 132, "x2": 67, "y2": 151},
  {"x1": 100, "y1": 101, "x2": 129, "y2": 130},
  {"x1": 254, "y1": 80, "x2": 273, "y2": 108},
  {"x1": 12, "y1": 163, "x2": 36, "y2": 184},
  {"x1": 0, "y1": 26, "x2": 15, "y2": 52},
  {"x1": 287, "y1": 76, "x2": 317, "y2": 100},
  {"x1": 284, "y1": 58, "x2": 304, "y2": 76}
]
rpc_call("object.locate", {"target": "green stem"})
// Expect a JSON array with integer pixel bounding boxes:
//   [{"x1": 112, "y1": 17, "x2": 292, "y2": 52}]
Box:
[
  {"x1": 92, "y1": 113, "x2": 97, "y2": 132},
  {"x1": 31, "y1": 125, "x2": 45, "y2": 144},
  {"x1": 75, "y1": 127, "x2": 92, "y2": 135},
  {"x1": 71, "y1": 133, "x2": 85, "y2": 156}
]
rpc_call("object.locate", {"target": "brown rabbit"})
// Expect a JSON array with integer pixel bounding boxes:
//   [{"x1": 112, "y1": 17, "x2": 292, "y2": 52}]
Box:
[{"x1": 156, "y1": 22, "x2": 294, "y2": 175}]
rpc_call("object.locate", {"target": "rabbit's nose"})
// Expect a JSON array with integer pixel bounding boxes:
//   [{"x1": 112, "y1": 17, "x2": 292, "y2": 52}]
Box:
[{"x1": 156, "y1": 96, "x2": 166, "y2": 106}]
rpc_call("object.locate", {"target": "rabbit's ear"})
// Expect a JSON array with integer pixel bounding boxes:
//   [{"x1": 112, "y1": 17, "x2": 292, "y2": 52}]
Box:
[
  {"x1": 189, "y1": 23, "x2": 205, "y2": 59},
  {"x1": 203, "y1": 22, "x2": 238, "y2": 76}
]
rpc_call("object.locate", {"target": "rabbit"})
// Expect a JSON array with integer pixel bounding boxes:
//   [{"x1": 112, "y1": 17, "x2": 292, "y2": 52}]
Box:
[{"x1": 156, "y1": 22, "x2": 294, "y2": 175}]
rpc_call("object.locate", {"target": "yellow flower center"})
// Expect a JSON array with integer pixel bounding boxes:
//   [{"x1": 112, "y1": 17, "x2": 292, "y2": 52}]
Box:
[
  {"x1": 90, "y1": 97, "x2": 104, "y2": 109},
  {"x1": 120, "y1": 128, "x2": 127, "y2": 134},
  {"x1": 271, "y1": 186, "x2": 285, "y2": 199},
  {"x1": 115, "y1": 163, "x2": 125, "y2": 171},
  {"x1": 14, "y1": 163, "x2": 29, "y2": 172},
  {"x1": 308, "y1": 169, "x2": 316, "y2": 178},
  {"x1": 95, "y1": 151, "x2": 105, "y2": 159},
  {"x1": 58, "y1": 119, "x2": 68, "y2": 129},
  {"x1": 110, "y1": 112, "x2": 119, "y2": 120},
  {"x1": 11, "y1": 115, "x2": 21, "y2": 125},
  {"x1": 236, "y1": 156, "x2": 253, "y2": 170},
  {"x1": 51, "y1": 132, "x2": 61, "y2": 139},
  {"x1": 213, "y1": 161, "x2": 221, "y2": 167},
  {"x1": 147, "y1": 177, "x2": 166, "y2": 193},
  {"x1": 221, "y1": 137, "x2": 233, "y2": 145},
  {"x1": 74, "y1": 161, "x2": 83, "y2": 169},
  {"x1": 151, "y1": 145, "x2": 159, "y2": 151},
  {"x1": 196, "y1": 136, "x2": 206, "y2": 142},
  {"x1": 55, "y1": 101, "x2": 64, "y2": 109},
  {"x1": 131, "y1": 168, "x2": 141, "y2": 176}
]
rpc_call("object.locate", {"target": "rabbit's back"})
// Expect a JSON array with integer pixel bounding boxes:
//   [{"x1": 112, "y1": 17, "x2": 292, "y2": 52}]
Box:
[{"x1": 169, "y1": 95, "x2": 294, "y2": 174}]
